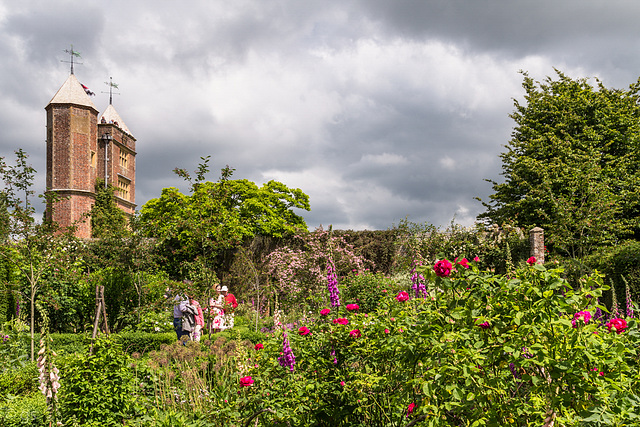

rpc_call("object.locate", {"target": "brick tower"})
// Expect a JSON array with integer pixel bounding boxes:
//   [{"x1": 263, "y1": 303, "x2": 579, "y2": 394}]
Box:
[{"x1": 45, "y1": 74, "x2": 136, "y2": 238}]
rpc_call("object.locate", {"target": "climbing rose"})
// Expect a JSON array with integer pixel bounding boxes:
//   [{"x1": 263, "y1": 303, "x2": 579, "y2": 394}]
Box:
[
  {"x1": 320, "y1": 308, "x2": 331, "y2": 316},
  {"x1": 239, "y1": 376, "x2": 254, "y2": 387},
  {"x1": 349, "y1": 329, "x2": 361, "y2": 338},
  {"x1": 527, "y1": 256, "x2": 536, "y2": 265},
  {"x1": 298, "y1": 326, "x2": 311, "y2": 336},
  {"x1": 346, "y1": 304, "x2": 359, "y2": 311},
  {"x1": 434, "y1": 259, "x2": 453, "y2": 277},
  {"x1": 254, "y1": 343, "x2": 264, "y2": 350},
  {"x1": 607, "y1": 318, "x2": 628, "y2": 334},
  {"x1": 396, "y1": 291, "x2": 410, "y2": 302},
  {"x1": 333, "y1": 318, "x2": 349, "y2": 325}
]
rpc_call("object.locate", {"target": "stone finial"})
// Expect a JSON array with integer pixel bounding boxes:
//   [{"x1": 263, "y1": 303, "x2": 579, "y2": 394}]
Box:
[{"x1": 529, "y1": 227, "x2": 544, "y2": 264}]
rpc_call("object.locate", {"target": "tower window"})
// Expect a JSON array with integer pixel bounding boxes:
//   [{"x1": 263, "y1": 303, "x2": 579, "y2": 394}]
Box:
[
  {"x1": 91, "y1": 151, "x2": 96, "y2": 167},
  {"x1": 117, "y1": 177, "x2": 130, "y2": 200},
  {"x1": 119, "y1": 151, "x2": 128, "y2": 168}
]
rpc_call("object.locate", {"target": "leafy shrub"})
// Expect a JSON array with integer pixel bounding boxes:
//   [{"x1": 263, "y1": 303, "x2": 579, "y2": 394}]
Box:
[
  {"x1": 584, "y1": 240, "x2": 640, "y2": 310},
  {"x1": 0, "y1": 392, "x2": 47, "y2": 427},
  {"x1": 340, "y1": 270, "x2": 400, "y2": 312},
  {"x1": 122, "y1": 310, "x2": 174, "y2": 334},
  {"x1": 116, "y1": 332, "x2": 176, "y2": 354},
  {"x1": 0, "y1": 361, "x2": 37, "y2": 396},
  {"x1": 17, "y1": 333, "x2": 90, "y2": 356},
  {"x1": 58, "y1": 337, "x2": 136, "y2": 426}
]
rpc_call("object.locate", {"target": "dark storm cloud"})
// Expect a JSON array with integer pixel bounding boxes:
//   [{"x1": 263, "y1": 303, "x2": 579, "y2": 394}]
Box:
[{"x1": 2, "y1": 0, "x2": 640, "y2": 231}]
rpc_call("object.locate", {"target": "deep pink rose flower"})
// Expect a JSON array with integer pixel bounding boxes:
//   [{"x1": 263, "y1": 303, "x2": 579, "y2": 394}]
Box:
[
  {"x1": 478, "y1": 321, "x2": 490, "y2": 329},
  {"x1": 239, "y1": 376, "x2": 254, "y2": 387},
  {"x1": 349, "y1": 329, "x2": 361, "y2": 338},
  {"x1": 455, "y1": 257, "x2": 470, "y2": 269},
  {"x1": 434, "y1": 259, "x2": 453, "y2": 277},
  {"x1": 346, "y1": 304, "x2": 360, "y2": 311},
  {"x1": 572, "y1": 311, "x2": 592, "y2": 328},
  {"x1": 384, "y1": 328, "x2": 390, "y2": 334},
  {"x1": 607, "y1": 318, "x2": 627, "y2": 334},
  {"x1": 473, "y1": 256, "x2": 480, "y2": 262},
  {"x1": 320, "y1": 308, "x2": 331, "y2": 316},
  {"x1": 298, "y1": 326, "x2": 311, "y2": 336},
  {"x1": 254, "y1": 343, "x2": 264, "y2": 350},
  {"x1": 333, "y1": 318, "x2": 349, "y2": 325},
  {"x1": 527, "y1": 256, "x2": 536, "y2": 266},
  {"x1": 340, "y1": 381, "x2": 345, "y2": 386},
  {"x1": 407, "y1": 402, "x2": 416, "y2": 416},
  {"x1": 396, "y1": 291, "x2": 410, "y2": 302}
]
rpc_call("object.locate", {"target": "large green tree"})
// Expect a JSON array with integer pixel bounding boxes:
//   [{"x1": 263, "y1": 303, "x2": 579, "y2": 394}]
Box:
[
  {"x1": 138, "y1": 157, "x2": 310, "y2": 281},
  {"x1": 479, "y1": 70, "x2": 640, "y2": 258}
]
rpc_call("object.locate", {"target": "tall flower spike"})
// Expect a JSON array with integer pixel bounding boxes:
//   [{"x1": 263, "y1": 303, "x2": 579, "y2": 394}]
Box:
[
  {"x1": 278, "y1": 333, "x2": 296, "y2": 372},
  {"x1": 410, "y1": 260, "x2": 427, "y2": 298},
  {"x1": 326, "y1": 257, "x2": 340, "y2": 308},
  {"x1": 610, "y1": 279, "x2": 621, "y2": 319},
  {"x1": 624, "y1": 276, "x2": 634, "y2": 318}
]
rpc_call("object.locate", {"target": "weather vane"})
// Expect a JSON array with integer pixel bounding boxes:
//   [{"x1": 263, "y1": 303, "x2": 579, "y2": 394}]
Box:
[
  {"x1": 102, "y1": 77, "x2": 120, "y2": 105},
  {"x1": 61, "y1": 44, "x2": 82, "y2": 75}
]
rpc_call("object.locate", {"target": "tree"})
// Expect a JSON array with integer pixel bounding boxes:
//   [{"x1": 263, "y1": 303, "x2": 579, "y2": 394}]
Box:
[
  {"x1": 138, "y1": 157, "x2": 311, "y2": 283},
  {"x1": 0, "y1": 150, "x2": 64, "y2": 359},
  {"x1": 478, "y1": 70, "x2": 640, "y2": 259},
  {"x1": 89, "y1": 179, "x2": 128, "y2": 239}
]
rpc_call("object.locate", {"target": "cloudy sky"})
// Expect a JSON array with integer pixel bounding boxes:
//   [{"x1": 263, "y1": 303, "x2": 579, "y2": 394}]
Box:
[{"x1": 2, "y1": 1, "x2": 640, "y2": 231}]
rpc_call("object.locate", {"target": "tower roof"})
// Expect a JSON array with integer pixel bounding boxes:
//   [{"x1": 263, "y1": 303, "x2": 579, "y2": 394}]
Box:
[
  {"x1": 47, "y1": 74, "x2": 99, "y2": 112},
  {"x1": 100, "y1": 104, "x2": 132, "y2": 135}
]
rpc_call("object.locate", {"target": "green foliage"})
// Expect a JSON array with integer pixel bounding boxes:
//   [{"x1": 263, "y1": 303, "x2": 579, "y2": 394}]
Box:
[
  {"x1": 0, "y1": 392, "x2": 47, "y2": 427},
  {"x1": 584, "y1": 240, "x2": 640, "y2": 310},
  {"x1": 0, "y1": 362, "x2": 37, "y2": 396},
  {"x1": 340, "y1": 270, "x2": 399, "y2": 313},
  {"x1": 90, "y1": 179, "x2": 129, "y2": 239},
  {"x1": 139, "y1": 158, "x2": 310, "y2": 279},
  {"x1": 335, "y1": 229, "x2": 399, "y2": 274},
  {"x1": 116, "y1": 332, "x2": 176, "y2": 354},
  {"x1": 480, "y1": 70, "x2": 640, "y2": 258},
  {"x1": 58, "y1": 337, "x2": 136, "y2": 426}
]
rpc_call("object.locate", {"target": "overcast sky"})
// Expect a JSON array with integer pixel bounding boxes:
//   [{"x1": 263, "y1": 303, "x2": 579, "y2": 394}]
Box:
[{"x1": 2, "y1": 1, "x2": 640, "y2": 231}]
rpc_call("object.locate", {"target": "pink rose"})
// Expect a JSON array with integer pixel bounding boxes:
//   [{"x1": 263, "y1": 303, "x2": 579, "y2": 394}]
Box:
[
  {"x1": 384, "y1": 329, "x2": 390, "y2": 334},
  {"x1": 298, "y1": 326, "x2": 311, "y2": 336},
  {"x1": 455, "y1": 257, "x2": 470, "y2": 269},
  {"x1": 239, "y1": 376, "x2": 254, "y2": 387},
  {"x1": 340, "y1": 381, "x2": 345, "y2": 386},
  {"x1": 606, "y1": 318, "x2": 628, "y2": 334},
  {"x1": 572, "y1": 311, "x2": 591, "y2": 328},
  {"x1": 396, "y1": 291, "x2": 410, "y2": 302},
  {"x1": 349, "y1": 329, "x2": 361, "y2": 338},
  {"x1": 478, "y1": 321, "x2": 490, "y2": 330},
  {"x1": 434, "y1": 259, "x2": 453, "y2": 277},
  {"x1": 320, "y1": 308, "x2": 331, "y2": 316},
  {"x1": 254, "y1": 343, "x2": 264, "y2": 350},
  {"x1": 333, "y1": 318, "x2": 349, "y2": 325},
  {"x1": 346, "y1": 304, "x2": 360, "y2": 311},
  {"x1": 527, "y1": 256, "x2": 536, "y2": 266},
  {"x1": 473, "y1": 256, "x2": 480, "y2": 262}
]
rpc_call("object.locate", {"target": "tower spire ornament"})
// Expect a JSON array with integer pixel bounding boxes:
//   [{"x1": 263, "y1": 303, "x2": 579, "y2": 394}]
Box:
[
  {"x1": 103, "y1": 77, "x2": 120, "y2": 105},
  {"x1": 61, "y1": 44, "x2": 82, "y2": 75}
]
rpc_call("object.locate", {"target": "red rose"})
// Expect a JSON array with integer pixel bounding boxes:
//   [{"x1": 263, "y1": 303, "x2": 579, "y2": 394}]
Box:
[
  {"x1": 298, "y1": 326, "x2": 311, "y2": 336},
  {"x1": 346, "y1": 304, "x2": 359, "y2": 311},
  {"x1": 455, "y1": 257, "x2": 470, "y2": 269},
  {"x1": 254, "y1": 343, "x2": 264, "y2": 350},
  {"x1": 320, "y1": 308, "x2": 331, "y2": 316},
  {"x1": 396, "y1": 291, "x2": 410, "y2": 302},
  {"x1": 607, "y1": 318, "x2": 627, "y2": 334},
  {"x1": 527, "y1": 256, "x2": 536, "y2": 266},
  {"x1": 434, "y1": 259, "x2": 453, "y2": 277},
  {"x1": 239, "y1": 376, "x2": 254, "y2": 387},
  {"x1": 349, "y1": 329, "x2": 361, "y2": 338},
  {"x1": 407, "y1": 402, "x2": 416, "y2": 416},
  {"x1": 333, "y1": 318, "x2": 349, "y2": 325}
]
